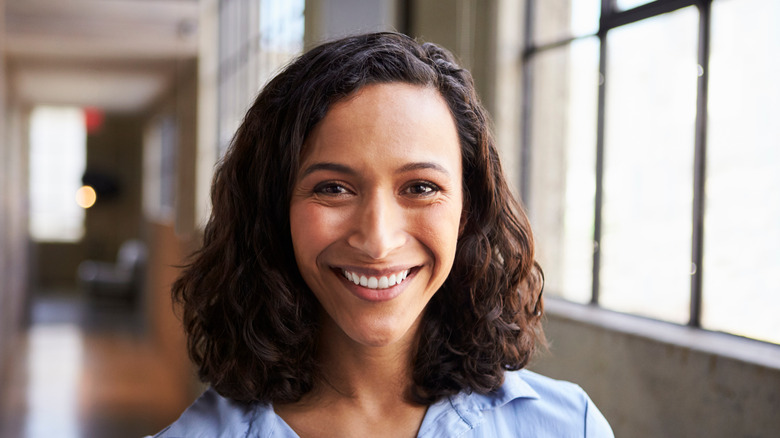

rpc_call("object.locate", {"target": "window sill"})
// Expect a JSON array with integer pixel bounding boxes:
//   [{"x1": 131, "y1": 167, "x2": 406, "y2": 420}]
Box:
[{"x1": 543, "y1": 297, "x2": 780, "y2": 371}]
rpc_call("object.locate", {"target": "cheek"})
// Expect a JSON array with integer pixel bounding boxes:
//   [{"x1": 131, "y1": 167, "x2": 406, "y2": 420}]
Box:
[
  {"x1": 290, "y1": 203, "x2": 347, "y2": 263},
  {"x1": 416, "y1": 201, "x2": 463, "y2": 265}
]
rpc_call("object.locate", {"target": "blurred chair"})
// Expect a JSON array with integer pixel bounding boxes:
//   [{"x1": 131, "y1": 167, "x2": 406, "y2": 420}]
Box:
[{"x1": 78, "y1": 239, "x2": 147, "y2": 306}]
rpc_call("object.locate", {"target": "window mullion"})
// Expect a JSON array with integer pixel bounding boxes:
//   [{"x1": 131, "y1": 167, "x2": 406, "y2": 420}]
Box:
[
  {"x1": 591, "y1": 37, "x2": 607, "y2": 305},
  {"x1": 689, "y1": 0, "x2": 711, "y2": 328},
  {"x1": 603, "y1": 0, "x2": 698, "y2": 30},
  {"x1": 519, "y1": 0, "x2": 535, "y2": 205},
  {"x1": 591, "y1": 0, "x2": 613, "y2": 305}
]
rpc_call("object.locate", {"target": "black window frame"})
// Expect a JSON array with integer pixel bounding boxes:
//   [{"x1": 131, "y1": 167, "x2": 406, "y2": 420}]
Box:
[{"x1": 520, "y1": 0, "x2": 712, "y2": 328}]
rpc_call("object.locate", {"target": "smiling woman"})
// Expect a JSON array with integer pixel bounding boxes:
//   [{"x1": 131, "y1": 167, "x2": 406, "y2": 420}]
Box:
[
  {"x1": 151, "y1": 32, "x2": 613, "y2": 437},
  {"x1": 289, "y1": 84, "x2": 463, "y2": 352}
]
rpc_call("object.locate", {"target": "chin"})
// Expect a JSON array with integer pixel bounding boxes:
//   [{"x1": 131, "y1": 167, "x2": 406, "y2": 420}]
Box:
[{"x1": 345, "y1": 317, "x2": 416, "y2": 348}]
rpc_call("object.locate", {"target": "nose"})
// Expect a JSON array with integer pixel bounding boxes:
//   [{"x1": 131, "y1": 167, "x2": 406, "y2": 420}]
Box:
[{"x1": 347, "y1": 190, "x2": 407, "y2": 259}]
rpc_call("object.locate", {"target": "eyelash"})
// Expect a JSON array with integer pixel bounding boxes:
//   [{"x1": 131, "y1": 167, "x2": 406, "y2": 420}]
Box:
[
  {"x1": 313, "y1": 181, "x2": 352, "y2": 196},
  {"x1": 312, "y1": 180, "x2": 441, "y2": 197}
]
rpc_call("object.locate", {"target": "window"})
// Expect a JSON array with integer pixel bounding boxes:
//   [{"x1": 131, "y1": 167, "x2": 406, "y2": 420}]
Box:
[
  {"x1": 28, "y1": 106, "x2": 86, "y2": 242},
  {"x1": 600, "y1": 7, "x2": 698, "y2": 324},
  {"x1": 143, "y1": 115, "x2": 178, "y2": 222},
  {"x1": 523, "y1": 0, "x2": 780, "y2": 344},
  {"x1": 703, "y1": 0, "x2": 780, "y2": 344},
  {"x1": 217, "y1": 0, "x2": 304, "y2": 155}
]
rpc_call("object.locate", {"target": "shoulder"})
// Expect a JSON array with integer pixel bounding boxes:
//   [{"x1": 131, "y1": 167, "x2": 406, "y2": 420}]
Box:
[
  {"x1": 483, "y1": 370, "x2": 614, "y2": 437},
  {"x1": 148, "y1": 388, "x2": 292, "y2": 438},
  {"x1": 420, "y1": 370, "x2": 614, "y2": 437}
]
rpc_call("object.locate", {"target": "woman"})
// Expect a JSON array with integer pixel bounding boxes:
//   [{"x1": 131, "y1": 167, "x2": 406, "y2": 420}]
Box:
[{"x1": 153, "y1": 32, "x2": 613, "y2": 437}]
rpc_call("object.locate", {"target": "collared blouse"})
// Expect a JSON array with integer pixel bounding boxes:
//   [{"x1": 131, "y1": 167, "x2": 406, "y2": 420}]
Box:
[{"x1": 151, "y1": 370, "x2": 614, "y2": 437}]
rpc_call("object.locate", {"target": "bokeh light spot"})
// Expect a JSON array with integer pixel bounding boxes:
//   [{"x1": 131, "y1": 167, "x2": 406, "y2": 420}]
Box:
[{"x1": 75, "y1": 185, "x2": 97, "y2": 209}]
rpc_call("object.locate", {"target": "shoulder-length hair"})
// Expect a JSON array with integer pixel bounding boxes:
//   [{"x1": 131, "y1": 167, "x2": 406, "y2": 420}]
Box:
[{"x1": 173, "y1": 31, "x2": 544, "y2": 405}]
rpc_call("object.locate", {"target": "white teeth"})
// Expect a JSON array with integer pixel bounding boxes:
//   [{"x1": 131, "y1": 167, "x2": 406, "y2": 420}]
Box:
[{"x1": 342, "y1": 269, "x2": 411, "y2": 290}]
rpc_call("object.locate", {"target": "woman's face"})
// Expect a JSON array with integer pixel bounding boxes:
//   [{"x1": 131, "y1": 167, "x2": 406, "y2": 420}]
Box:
[{"x1": 289, "y1": 83, "x2": 463, "y2": 348}]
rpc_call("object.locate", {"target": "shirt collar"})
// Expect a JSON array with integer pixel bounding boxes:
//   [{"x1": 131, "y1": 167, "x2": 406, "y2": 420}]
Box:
[
  {"x1": 417, "y1": 370, "x2": 539, "y2": 437},
  {"x1": 466, "y1": 370, "x2": 540, "y2": 411}
]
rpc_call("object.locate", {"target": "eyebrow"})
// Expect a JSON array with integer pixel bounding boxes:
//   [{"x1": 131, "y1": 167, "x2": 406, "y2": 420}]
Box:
[
  {"x1": 300, "y1": 161, "x2": 451, "y2": 178},
  {"x1": 299, "y1": 162, "x2": 357, "y2": 178},
  {"x1": 395, "y1": 161, "x2": 451, "y2": 177}
]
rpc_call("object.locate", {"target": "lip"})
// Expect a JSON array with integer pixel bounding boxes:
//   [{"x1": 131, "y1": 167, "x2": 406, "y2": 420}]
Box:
[{"x1": 332, "y1": 266, "x2": 419, "y2": 302}]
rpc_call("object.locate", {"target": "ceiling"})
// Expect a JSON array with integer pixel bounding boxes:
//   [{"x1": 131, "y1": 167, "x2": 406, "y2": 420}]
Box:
[{"x1": 4, "y1": 0, "x2": 199, "y2": 113}]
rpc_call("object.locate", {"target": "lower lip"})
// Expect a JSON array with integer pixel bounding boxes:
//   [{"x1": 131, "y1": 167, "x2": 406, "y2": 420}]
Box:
[{"x1": 336, "y1": 269, "x2": 415, "y2": 302}]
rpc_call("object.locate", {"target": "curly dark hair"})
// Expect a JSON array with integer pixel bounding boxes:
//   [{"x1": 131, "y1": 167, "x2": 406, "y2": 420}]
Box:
[{"x1": 173, "y1": 31, "x2": 545, "y2": 405}]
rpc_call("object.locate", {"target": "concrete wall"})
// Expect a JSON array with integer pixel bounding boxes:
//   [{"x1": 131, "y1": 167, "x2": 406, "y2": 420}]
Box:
[
  {"x1": 196, "y1": 0, "x2": 219, "y2": 228},
  {"x1": 0, "y1": 0, "x2": 33, "y2": 384},
  {"x1": 530, "y1": 299, "x2": 780, "y2": 438},
  {"x1": 0, "y1": 0, "x2": 30, "y2": 388},
  {"x1": 304, "y1": 0, "x2": 400, "y2": 46},
  {"x1": 409, "y1": 0, "x2": 497, "y2": 114},
  {"x1": 409, "y1": 0, "x2": 524, "y2": 192}
]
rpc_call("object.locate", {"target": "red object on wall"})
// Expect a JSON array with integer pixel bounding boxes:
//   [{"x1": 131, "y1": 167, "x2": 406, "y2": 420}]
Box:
[{"x1": 84, "y1": 107, "x2": 104, "y2": 134}]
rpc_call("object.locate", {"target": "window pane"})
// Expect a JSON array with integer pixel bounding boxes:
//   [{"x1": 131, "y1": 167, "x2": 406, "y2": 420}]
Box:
[
  {"x1": 528, "y1": 37, "x2": 600, "y2": 303},
  {"x1": 534, "y1": 0, "x2": 600, "y2": 46},
  {"x1": 703, "y1": 0, "x2": 780, "y2": 344},
  {"x1": 600, "y1": 7, "x2": 698, "y2": 323},
  {"x1": 29, "y1": 107, "x2": 86, "y2": 242},
  {"x1": 259, "y1": 0, "x2": 304, "y2": 83},
  {"x1": 218, "y1": 0, "x2": 304, "y2": 156}
]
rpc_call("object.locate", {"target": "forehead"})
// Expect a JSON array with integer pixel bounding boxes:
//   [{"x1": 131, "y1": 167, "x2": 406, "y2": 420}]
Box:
[{"x1": 301, "y1": 83, "x2": 460, "y2": 166}]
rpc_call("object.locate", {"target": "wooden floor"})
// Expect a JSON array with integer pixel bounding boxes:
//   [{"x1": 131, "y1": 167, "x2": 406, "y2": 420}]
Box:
[{"x1": 0, "y1": 293, "x2": 193, "y2": 438}]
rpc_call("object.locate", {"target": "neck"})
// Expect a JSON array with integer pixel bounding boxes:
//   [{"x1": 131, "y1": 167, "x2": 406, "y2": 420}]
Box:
[
  {"x1": 274, "y1": 315, "x2": 428, "y2": 438},
  {"x1": 312, "y1": 315, "x2": 421, "y2": 408}
]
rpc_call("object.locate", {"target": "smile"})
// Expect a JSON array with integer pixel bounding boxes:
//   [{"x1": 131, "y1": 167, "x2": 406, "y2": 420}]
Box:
[{"x1": 341, "y1": 269, "x2": 410, "y2": 290}]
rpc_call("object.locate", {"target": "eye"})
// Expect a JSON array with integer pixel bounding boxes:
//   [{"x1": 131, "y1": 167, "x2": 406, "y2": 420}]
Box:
[
  {"x1": 404, "y1": 181, "x2": 440, "y2": 197},
  {"x1": 313, "y1": 181, "x2": 352, "y2": 196}
]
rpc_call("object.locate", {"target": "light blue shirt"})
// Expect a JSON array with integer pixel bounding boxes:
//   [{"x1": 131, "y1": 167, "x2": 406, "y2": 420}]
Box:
[{"x1": 152, "y1": 370, "x2": 614, "y2": 437}]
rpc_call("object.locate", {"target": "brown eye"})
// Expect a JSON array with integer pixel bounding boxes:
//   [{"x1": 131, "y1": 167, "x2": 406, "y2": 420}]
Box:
[
  {"x1": 405, "y1": 182, "x2": 439, "y2": 197},
  {"x1": 314, "y1": 182, "x2": 351, "y2": 195}
]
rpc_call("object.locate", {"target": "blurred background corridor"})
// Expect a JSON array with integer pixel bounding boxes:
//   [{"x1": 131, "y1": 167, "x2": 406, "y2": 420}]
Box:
[
  {"x1": 1, "y1": 1, "x2": 201, "y2": 436},
  {"x1": 1, "y1": 1, "x2": 779, "y2": 437}
]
